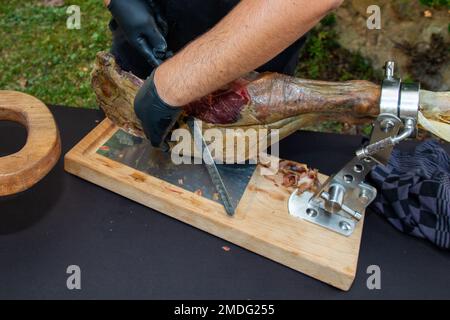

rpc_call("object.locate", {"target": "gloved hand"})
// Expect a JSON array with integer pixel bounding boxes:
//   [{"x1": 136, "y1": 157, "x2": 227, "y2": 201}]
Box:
[
  {"x1": 134, "y1": 70, "x2": 183, "y2": 150},
  {"x1": 108, "y1": 0, "x2": 170, "y2": 68}
]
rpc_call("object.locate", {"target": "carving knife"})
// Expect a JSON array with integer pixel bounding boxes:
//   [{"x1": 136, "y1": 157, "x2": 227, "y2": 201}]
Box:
[{"x1": 187, "y1": 118, "x2": 236, "y2": 216}]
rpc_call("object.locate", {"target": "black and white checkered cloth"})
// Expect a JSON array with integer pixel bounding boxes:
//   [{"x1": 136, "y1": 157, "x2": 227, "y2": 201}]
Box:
[{"x1": 369, "y1": 140, "x2": 450, "y2": 249}]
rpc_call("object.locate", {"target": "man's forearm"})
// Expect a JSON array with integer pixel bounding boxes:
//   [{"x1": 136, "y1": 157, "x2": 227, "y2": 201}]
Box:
[
  {"x1": 103, "y1": 0, "x2": 110, "y2": 6},
  {"x1": 155, "y1": 0, "x2": 343, "y2": 107}
]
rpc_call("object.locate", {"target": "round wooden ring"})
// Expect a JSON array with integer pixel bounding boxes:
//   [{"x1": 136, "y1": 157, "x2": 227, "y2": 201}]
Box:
[{"x1": 0, "y1": 91, "x2": 61, "y2": 196}]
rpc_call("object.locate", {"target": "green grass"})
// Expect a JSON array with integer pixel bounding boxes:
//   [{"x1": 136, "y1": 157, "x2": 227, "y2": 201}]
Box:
[{"x1": 0, "y1": 0, "x2": 111, "y2": 108}]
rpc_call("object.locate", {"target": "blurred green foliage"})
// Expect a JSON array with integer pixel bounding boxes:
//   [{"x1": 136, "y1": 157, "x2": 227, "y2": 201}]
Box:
[
  {"x1": 419, "y1": 0, "x2": 450, "y2": 8},
  {"x1": 296, "y1": 14, "x2": 382, "y2": 83},
  {"x1": 0, "y1": 0, "x2": 111, "y2": 108},
  {"x1": 295, "y1": 14, "x2": 383, "y2": 133}
]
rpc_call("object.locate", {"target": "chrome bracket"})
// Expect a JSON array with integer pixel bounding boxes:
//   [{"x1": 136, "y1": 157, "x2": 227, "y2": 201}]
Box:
[{"x1": 288, "y1": 61, "x2": 421, "y2": 236}]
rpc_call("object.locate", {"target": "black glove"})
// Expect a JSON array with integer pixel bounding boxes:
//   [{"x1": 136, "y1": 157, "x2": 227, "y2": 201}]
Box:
[
  {"x1": 108, "y1": 0, "x2": 169, "y2": 68},
  {"x1": 134, "y1": 70, "x2": 182, "y2": 150}
]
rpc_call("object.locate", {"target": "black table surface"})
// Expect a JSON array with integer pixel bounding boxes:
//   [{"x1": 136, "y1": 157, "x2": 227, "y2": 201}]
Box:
[{"x1": 1, "y1": 105, "x2": 449, "y2": 300}]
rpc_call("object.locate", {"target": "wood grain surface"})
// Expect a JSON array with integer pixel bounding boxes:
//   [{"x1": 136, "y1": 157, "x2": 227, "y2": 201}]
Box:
[{"x1": 0, "y1": 91, "x2": 61, "y2": 196}]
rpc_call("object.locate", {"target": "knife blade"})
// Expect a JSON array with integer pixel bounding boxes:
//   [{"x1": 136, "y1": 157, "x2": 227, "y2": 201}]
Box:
[{"x1": 187, "y1": 118, "x2": 236, "y2": 216}]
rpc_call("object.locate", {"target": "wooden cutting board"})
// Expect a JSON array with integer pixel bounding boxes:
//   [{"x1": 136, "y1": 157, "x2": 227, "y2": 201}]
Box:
[
  {"x1": 65, "y1": 118, "x2": 365, "y2": 290},
  {"x1": 0, "y1": 91, "x2": 60, "y2": 196}
]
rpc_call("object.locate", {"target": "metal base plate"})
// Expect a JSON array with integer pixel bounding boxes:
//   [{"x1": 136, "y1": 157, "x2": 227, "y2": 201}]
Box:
[
  {"x1": 97, "y1": 129, "x2": 256, "y2": 209},
  {"x1": 288, "y1": 191, "x2": 356, "y2": 236}
]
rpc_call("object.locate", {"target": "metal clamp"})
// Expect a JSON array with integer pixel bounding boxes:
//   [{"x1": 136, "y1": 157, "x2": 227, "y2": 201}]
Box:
[
  {"x1": 288, "y1": 61, "x2": 420, "y2": 236},
  {"x1": 356, "y1": 117, "x2": 416, "y2": 162}
]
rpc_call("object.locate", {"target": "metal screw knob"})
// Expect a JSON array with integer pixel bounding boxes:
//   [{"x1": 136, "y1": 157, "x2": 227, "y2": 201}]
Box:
[{"x1": 385, "y1": 61, "x2": 395, "y2": 79}]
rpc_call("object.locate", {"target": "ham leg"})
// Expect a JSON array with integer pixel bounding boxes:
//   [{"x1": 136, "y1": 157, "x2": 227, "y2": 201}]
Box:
[{"x1": 91, "y1": 52, "x2": 450, "y2": 152}]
